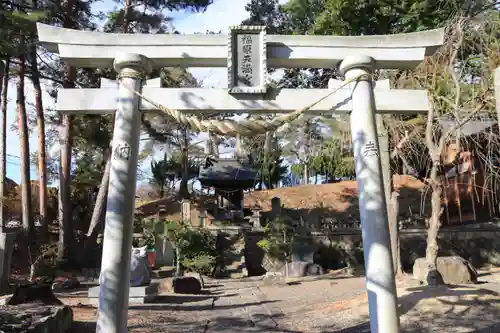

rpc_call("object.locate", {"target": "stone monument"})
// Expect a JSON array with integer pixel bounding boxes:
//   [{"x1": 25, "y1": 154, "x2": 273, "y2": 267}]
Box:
[
  {"x1": 181, "y1": 199, "x2": 191, "y2": 223},
  {"x1": 153, "y1": 221, "x2": 174, "y2": 267}
]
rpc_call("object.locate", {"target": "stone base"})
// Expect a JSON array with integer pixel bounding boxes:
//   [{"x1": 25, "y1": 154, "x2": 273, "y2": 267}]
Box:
[
  {"x1": 88, "y1": 283, "x2": 159, "y2": 305},
  {"x1": 88, "y1": 295, "x2": 157, "y2": 306}
]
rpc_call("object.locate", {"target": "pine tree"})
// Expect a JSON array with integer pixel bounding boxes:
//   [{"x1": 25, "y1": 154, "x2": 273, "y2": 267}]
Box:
[{"x1": 86, "y1": 0, "x2": 214, "y2": 237}]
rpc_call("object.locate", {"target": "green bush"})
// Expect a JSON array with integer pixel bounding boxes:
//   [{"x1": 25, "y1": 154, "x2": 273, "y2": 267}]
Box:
[
  {"x1": 133, "y1": 218, "x2": 156, "y2": 250},
  {"x1": 182, "y1": 254, "x2": 216, "y2": 275},
  {"x1": 177, "y1": 227, "x2": 217, "y2": 274},
  {"x1": 158, "y1": 219, "x2": 218, "y2": 275},
  {"x1": 257, "y1": 217, "x2": 294, "y2": 261}
]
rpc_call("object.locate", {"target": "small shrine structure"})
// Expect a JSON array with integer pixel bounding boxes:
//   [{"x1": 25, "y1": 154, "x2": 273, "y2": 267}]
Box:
[{"x1": 199, "y1": 133, "x2": 257, "y2": 220}]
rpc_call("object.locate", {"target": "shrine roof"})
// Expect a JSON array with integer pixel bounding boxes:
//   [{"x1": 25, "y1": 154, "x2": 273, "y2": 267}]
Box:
[{"x1": 199, "y1": 158, "x2": 257, "y2": 189}]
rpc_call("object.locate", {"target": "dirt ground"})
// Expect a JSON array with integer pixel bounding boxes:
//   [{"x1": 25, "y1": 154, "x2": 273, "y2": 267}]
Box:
[{"x1": 64, "y1": 270, "x2": 500, "y2": 333}]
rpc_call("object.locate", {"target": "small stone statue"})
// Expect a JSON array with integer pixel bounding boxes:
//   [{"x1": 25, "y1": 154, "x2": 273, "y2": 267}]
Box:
[
  {"x1": 99, "y1": 245, "x2": 151, "y2": 287},
  {"x1": 130, "y1": 245, "x2": 151, "y2": 287}
]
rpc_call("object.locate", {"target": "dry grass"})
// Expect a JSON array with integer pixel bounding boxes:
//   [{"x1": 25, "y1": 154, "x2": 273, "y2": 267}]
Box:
[
  {"x1": 245, "y1": 175, "x2": 428, "y2": 218},
  {"x1": 133, "y1": 175, "x2": 428, "y2": 223}
]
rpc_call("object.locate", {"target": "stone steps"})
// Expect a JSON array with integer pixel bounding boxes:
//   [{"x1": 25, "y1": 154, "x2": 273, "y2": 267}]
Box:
[{"x1": 220, "y1": 232, "x2": 248, "y2": 278}]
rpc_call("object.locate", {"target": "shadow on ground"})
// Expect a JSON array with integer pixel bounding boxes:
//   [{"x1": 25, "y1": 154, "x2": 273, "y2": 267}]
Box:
[
  {"x1": 128, "y1": 298, "x2": 276, "y2": 312},
  {"x1": 70, "y1": 282, "x2": 500, "y2": 333},
  {"x1": 73, "y1": 316, "x2": 304, "y2": 333},
  {"x1": 321, "y1": 285, "x2": 500, "y2": 333},
  {"x1": 322, "y1": 322, "x2": 500, "y2": 333}
]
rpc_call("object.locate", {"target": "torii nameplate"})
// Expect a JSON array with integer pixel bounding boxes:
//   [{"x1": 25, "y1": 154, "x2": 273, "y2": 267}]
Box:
[{"x1": 228, "y1": 25, "x2": 267, "y2": 94}]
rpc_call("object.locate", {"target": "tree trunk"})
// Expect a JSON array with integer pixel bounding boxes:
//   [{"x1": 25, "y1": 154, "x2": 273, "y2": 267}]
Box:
[
  {"x1": 376, "y1": 114, "x2": 398, "y2": 275},
  {"x1": 121, "y1": 0, "x2": 131, "y2": 33},
  {"x1": 303, "y1": 120, "x2": 312, "y2": 185},
  {"x1": 303, "y1": 162, "x2": 308, "y2": 185},
  {"x1": 425, "y1": 175, "x2": 444, "y2": 285},
  {"x1": 0, "y1": 61, "x2": 3, "y2": 105},
  {"x1": 86, "y1": 155, "x2": 110, "y2": 237},
  {"x1": 86, "y1": 1, "x2": 131, "y2": 235},
  {"x1": 495, "y1": 67, "x2": 500, "y2": 133},
  {"x1": 0, "y1": 59, "x2": 9, "y2": 231},
  {"x1": 175, "y1": 246, "x2": 182, "y2": 276},
  {"x1": 57, "y1": 63, "x2": 75, "y2": 264},
  {"x1": 55, "y1": 0, "x2": 78, "y2": 267},
  {"x1": 179, "y1": 130, "x2": 189, "y2": 199},
  {"x1": 17, "y1": 50, "x2": 33, "y2": 237},
  {"x1": 391, "y1": 191, "x2": 403, "y2": 275},
  {"x1": 179, "y1": 150, "x2": 188, "y2": 198},
  {"x1": 340, "y1": 133, "x2": 345, "y2": 155},
  {"x1": 29, "y1": 38, "x2": 48, "y2": 239}
]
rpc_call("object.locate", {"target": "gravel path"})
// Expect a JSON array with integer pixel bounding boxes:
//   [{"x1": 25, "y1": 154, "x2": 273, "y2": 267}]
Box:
[{"x1": 67, "y1": 274, "x2": 500, "y2": 333}]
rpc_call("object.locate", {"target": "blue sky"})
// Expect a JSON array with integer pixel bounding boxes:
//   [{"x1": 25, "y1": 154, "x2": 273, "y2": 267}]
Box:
[{"x1": 4, "y1": 0, "x2": 288, "y2": 184}]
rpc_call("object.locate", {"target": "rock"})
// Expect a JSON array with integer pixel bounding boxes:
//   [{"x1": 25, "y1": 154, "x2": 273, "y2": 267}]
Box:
[
  {"x1": 341, "y1": 265, "x2": 365, "y2": 277},
  {"x1": 0, "y1": 304, "x2": 72, "y2": 333},
  {"x1": 52, "y1": 278, "x2": 81, "y2": 292},
  {"x1": 264, "y1": 272, "x2": 283, "y2": 279},
  {"x1": 262, "y1": 272, "x2": 286, "y2": 286},
  {"x1": 229, "y1": 272, "x2": 246, "y2": 279},
  {"x1": 213, "y1": 266, "x2": 229, "y2": 278},
  {"x1": 172, "y1": 276, "x2": 202, "y2": 294},
  {"x1": 157, "y1": 278, "x2": 172, "y2": 295},
  {"x1": 0, "y1": 295, "x2": 12, "y2": 305},
  {"x1": 55, "y1": 305, "x2": 73, "y2": 331},
  {"x1": 158, "y1": 276, "x2": 202, "y2": 294},
  {"x1": 282, "y1": 261, "x2": 325, "y2": 278},
  {"x1": 51, "y1": 282, "x2": 64, "y2": 292},
  {"x1": 8, "y1": 283, "x2": 63, "y2": 305},
  {"x1": 184, "y1": 272, "x2": 204, "y2": 288},
  {"x1": 413, "y1": 256, "x2": 478, "y2": 285}
]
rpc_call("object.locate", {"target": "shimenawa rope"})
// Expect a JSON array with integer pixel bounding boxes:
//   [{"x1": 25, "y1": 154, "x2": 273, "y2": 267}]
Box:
[{"x1": 119, "y1": 72, "x2": 370, "y2": 137}]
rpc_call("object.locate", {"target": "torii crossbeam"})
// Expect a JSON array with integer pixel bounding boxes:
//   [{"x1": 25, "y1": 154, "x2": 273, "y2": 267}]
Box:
[
  {"x1": 37, "y1": 23, "x2": 444, "y2": 333},
  {"x1": 56, "y1": 85, "x2": 430, "y2": 115}
]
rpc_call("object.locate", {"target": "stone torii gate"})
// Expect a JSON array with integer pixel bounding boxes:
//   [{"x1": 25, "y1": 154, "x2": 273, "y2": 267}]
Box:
[{"x1": 37, "y1": 23, "x2": 444, "y2": 333}]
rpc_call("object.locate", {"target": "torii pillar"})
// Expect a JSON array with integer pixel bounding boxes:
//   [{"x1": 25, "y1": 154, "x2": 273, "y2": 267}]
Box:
[
  {"x1": 96, "y1": 53, "x2": 152, "y2": 333},
  {"x1": 341, "y1": 55, "x2": 400, "y2": 333}
]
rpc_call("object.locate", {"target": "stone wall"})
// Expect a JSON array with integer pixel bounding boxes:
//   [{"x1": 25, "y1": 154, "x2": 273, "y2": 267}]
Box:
[
  {"x1": 242, "y1": 222, "x2": 500, "y2": 274},
  {"x1": 399, "y1": 224, "x2": 500, "y2": 270}
]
